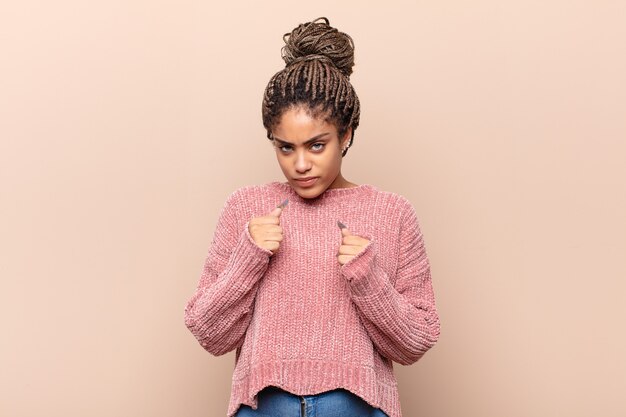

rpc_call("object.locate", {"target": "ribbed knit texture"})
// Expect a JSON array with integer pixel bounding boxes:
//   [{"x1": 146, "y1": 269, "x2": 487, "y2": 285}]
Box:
[{"x1": 184, "y1": 181, "x2": 440, "y2": 417}]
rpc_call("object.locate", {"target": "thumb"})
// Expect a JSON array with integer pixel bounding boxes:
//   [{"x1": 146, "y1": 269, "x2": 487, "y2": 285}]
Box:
[
  {"x1": 270, "y1": 198, "x2": 288, "y2": 217},
  {"x1": 337, "y1": 220, "x2": 351, "y2": 236}
]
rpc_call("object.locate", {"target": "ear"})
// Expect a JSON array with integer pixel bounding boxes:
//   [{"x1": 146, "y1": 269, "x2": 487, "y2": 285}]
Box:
[{"x1": 341, "y1": 127, "x2": 352, "y2": 148}]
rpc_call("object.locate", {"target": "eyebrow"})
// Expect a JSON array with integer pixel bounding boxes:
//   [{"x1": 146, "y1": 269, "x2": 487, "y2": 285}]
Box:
[{"x1": 272, "y1": 132, "x2": 330, "y2": 146}]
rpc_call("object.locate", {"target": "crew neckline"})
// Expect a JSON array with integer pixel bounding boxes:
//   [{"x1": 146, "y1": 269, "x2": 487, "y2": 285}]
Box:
[{"x1": 270, "y1": 181, "x2": 375, "y2": 204}]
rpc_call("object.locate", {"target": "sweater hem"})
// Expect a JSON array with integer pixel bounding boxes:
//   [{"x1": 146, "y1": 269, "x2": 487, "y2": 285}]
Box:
[{"x1": 226, "y1": 359, "x2": 402, "y2": 417}]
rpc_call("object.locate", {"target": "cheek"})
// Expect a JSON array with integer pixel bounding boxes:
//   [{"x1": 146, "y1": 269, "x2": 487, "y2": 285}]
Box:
[
  {"x1": 275, "y1": 154, "x2": 288, "y2": 168},
  {"x1": 278, "y1": 158, "x2": 290, "y2": 170},
  {"x1": 321, "y1": 156, "x2": 340, "y2": 172}
]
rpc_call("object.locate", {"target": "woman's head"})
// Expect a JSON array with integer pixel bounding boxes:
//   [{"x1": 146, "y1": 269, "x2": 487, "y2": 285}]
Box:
[
  {"x1": 262, "y1": 17, "x2": 361, "y2": 158},
  {"x1": 271, "y1": 105, "x2": 352, "y2": 198},
  {"x1": 261, "y1": 17, "x2": 361, "y2": 198}
]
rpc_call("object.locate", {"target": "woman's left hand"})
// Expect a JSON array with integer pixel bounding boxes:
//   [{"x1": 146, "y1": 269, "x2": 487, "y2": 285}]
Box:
[{"x1": 337, "y1": 221, "x2": 370, "y2": 266}]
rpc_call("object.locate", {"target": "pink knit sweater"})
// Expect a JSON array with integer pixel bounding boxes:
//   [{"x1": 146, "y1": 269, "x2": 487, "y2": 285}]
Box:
[{"x1": 184, "y1": 181, "x2": 440, "y2": 417}]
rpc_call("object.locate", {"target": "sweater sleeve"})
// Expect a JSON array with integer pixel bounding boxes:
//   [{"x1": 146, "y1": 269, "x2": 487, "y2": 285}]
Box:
[
  {"x1": 184, "y1": 191, "x2": 273, "y2": 356},
  {"x1": 340, "y1": 200, "x2": 441, "y2": 365}
]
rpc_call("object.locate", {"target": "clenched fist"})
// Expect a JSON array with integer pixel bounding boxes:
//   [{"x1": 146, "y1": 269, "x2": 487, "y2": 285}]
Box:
[
  {"x1": 337, "y1": 221, "x2": 371, "y2": 266},
  {"x1": 248, "y1": 199, "x2": 288, "y2": 255}
]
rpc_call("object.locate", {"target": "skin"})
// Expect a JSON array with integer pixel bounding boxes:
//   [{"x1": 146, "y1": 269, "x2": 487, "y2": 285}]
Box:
[
  {"x1": 248, "y1": 105, "x2": 370, "y2": 266},
  {"x1": 271, "y1": 105, "x2": 354, "y2": 197}
]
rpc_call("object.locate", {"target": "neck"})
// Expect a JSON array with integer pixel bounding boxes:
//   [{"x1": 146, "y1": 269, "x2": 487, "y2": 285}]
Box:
[{"x1": 327, "y1": 174, "x2": 356, "y2": 189}]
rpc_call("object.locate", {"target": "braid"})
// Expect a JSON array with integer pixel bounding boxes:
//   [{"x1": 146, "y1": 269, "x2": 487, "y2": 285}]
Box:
[{"x1": 261, "y1": 17, "x2": 361, "y2": 157}]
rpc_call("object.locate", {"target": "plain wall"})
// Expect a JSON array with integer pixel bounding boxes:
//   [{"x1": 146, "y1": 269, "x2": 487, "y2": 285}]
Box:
[{"x1": 1, "y1": 1, "x2": 624, "y2": 416}]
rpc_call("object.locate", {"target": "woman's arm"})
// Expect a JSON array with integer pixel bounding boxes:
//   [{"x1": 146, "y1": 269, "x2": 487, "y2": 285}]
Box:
[
  {"x1": 340, "y1": 201, "x2": 441, "y2": 365},
  {"x1": 184, "y1": 191, "x2": 273, "y2": 356}
]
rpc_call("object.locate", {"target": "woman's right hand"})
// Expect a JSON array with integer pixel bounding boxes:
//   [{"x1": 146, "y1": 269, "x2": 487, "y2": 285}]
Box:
[{"x1": 248, "y1": 199, "x2": 287, "y2": 255}]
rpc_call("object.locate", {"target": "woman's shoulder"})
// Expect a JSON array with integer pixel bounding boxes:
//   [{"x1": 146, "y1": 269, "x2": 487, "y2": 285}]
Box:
[
  {"x1": 218, "y1": 182, "x2": 285, "y2": 219},
  {"x1": 365, "y1": 184, "x2": 417, "y2": 214},
  {"x1": 224, "y1": 182, "x2": 279, "y2": 201}
]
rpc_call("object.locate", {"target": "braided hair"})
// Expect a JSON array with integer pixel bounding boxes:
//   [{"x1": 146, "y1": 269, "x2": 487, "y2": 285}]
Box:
[{"x1": 261, "y1": 17, "x2": 361, "y2": 157}]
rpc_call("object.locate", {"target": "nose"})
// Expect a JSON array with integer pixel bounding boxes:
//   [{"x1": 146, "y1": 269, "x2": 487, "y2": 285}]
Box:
[{"x1": 294, "y1": 149, "x2": 311, "y2": 174}]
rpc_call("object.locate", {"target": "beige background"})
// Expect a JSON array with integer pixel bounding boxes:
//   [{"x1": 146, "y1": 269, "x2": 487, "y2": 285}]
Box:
[{"x1": 1, "y1": 1, "x2": 624, "y2": 416}]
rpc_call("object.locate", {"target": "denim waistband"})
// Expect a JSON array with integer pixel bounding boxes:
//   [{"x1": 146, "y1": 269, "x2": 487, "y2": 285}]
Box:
[{"x1": 235, "y1": 386, "x2": 389, "y2": 417}]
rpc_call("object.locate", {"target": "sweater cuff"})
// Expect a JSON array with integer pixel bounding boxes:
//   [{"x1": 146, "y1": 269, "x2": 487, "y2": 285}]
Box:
[
  {"x1": 340, "y1": 240, "x2": 388, "y2": 298},
  {"x1": 221, "y1": 221, "x2": 273, "y2": 293},
  {"x1": 243, "y1": 220, "x2": 274, "y2": 257}
]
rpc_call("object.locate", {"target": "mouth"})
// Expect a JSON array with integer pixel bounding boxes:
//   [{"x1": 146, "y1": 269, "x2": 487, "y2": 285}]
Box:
[{"x1": 293, "y1": 177, "x2": 319, "y2": 187}]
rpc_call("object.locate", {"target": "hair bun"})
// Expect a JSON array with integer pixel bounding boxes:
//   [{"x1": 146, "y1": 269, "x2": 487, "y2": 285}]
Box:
[{"x1": 281, "y1": 17, "x2": 355, "y2": 78}]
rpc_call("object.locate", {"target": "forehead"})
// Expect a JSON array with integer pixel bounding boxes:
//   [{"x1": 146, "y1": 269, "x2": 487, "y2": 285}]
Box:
[{"x1": 272, "y1": 107, "x2": 337, "y2": 143}]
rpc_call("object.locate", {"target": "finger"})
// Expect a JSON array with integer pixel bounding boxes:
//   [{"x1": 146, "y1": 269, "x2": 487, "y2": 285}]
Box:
[
  {"x1": 265, "y1": 225, "x2": 283, "y2": 234},
  {"x1": 337, "y1": 254, "x2": 353, "y2": 265},
  {"x1": 251, "y1": 216, "x2": 280, "y2": 225},
  {"x1": 269, "y1": 206, "x2": 283, "y2": 217},
  {"x1": 337, "y1": 220, "x2": 351, "y2": 237},
  {"x1": 265, "y1": 241, "x2": 280, "y2": 253},
  {"x1": 338, "y1": 244, "x2": 363, "y2": 256},
  {"x1": 267, "y1": 200, "x2": 286, "y2": 218},
  {"x1": 263, "y1": 232, "x2": 283, "y2": 242},
  {"x1": 276, "y1": 198, "x2": 289, "y2": 209},
  {"x1": 342, "y1": 235, "x2": 368, "y2": 245}
]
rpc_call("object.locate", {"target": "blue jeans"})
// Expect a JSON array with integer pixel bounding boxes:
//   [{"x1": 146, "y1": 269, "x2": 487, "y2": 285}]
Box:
[{"x1": 234, "y1": 386, "x2": 389, "y2": 417}]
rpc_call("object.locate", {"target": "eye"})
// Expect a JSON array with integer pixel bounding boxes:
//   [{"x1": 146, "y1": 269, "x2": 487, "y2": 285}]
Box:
[{"x1": 276, "y1": 142, "x2": 325, "y2": 154}]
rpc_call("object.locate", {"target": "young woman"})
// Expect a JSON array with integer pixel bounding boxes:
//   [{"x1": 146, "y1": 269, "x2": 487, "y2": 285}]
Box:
[{"x1": 184, "y1": 17, "x2": 441, "y2": 417}]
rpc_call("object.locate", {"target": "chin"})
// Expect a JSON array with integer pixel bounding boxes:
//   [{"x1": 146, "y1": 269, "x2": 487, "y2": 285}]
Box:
[
  {"x1": 291, "y1": 180, "x2": 327, "y2": 199},
  {"x1": 294, "y1": 188, "x2": 321, "y2": 199}
]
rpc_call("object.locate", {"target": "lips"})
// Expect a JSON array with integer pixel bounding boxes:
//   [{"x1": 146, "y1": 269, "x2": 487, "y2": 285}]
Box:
[{"x1": 294, "y1": 177, "x2": 319, "y2": 187}]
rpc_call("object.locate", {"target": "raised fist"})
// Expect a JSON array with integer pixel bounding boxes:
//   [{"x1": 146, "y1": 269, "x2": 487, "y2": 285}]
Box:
[{"x1": 248, "y1": 199, "x2": 288, "y2": 255}]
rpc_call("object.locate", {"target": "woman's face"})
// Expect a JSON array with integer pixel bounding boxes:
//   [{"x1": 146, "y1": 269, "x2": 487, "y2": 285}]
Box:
[{"x1": 271, "y1": 105, "x2": 351, "y2": 199}]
